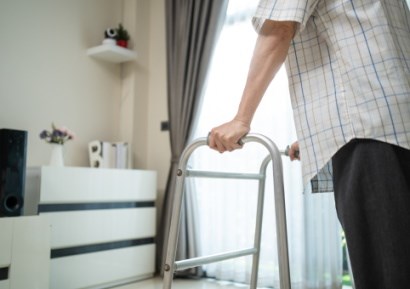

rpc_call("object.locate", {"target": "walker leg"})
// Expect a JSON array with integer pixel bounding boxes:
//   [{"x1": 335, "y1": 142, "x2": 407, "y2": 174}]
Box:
[{"x1": 162, "y1": 168, "x2": 187, "y2": 289}]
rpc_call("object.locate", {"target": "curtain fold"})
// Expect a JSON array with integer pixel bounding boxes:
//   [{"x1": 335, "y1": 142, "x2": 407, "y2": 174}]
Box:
[{"x1": 157, "y1": 0, "x2": 228, "y2": 276}]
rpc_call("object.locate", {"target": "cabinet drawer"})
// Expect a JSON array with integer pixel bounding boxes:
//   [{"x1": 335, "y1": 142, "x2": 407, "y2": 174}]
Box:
[
  {"x1": 41, "y1": 207, "x2": 156, "y2": 248},
  {"x1": 50, "y1": 244, "x2": 155, "y2": 289},
  {"x1": 38, "y1": 167, "x2": 156, "y2": 203}
]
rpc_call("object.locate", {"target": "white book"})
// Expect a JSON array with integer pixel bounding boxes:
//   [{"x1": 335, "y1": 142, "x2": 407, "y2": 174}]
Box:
[
  {"x1": 88, "y1": 140, "x2": 103, "y2": 168},
  {"x1": 114, "y1": 142, "x2": 128, "y2": 169}
]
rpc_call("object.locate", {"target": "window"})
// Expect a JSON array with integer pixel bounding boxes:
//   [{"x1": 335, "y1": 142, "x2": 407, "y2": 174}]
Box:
[{"x1": 189, "y1": 1, "x2": 343, "y2": 288}]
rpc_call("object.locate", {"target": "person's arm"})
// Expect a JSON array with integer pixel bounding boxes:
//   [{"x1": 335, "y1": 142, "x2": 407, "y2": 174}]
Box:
[{"x1": 208, "y1": 20, "x2": 297, "y2": 152}]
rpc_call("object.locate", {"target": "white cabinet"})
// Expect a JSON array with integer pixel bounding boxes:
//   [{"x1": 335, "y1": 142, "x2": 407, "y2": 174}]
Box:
[
  {"x1": 25, "y1": 166, "x2": 157, "y2": 289},
  {"x1": 0, "y1": 216, "x2": 50, "y2": 289}
]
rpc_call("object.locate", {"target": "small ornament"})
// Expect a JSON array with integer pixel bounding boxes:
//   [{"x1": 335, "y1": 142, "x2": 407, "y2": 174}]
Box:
[{"x1": 103, "y1": 28, "x2": 118, "y2": 45}]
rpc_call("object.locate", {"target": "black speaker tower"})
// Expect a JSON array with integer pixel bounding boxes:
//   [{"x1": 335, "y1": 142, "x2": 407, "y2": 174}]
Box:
[{"x1": 0, "y1": 129, "x2": 27, "y2": 217}]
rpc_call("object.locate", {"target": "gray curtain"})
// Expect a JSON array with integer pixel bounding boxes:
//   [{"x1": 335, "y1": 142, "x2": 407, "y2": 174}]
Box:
[{"x1": 158, "y1": 0, "x2": 228, "y2": 277}]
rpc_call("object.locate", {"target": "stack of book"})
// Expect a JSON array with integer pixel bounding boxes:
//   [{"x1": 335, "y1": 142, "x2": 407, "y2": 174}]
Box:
[{"x1": 88, "y1": 141, "x2": 129, "y2": 169}]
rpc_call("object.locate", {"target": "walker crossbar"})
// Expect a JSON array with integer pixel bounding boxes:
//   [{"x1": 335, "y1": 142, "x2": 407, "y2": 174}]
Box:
[
  {"x1": 175, "y1": 247, "x2": 257, "y2": 271},
  {"x1": 162, "y1": 133, "x2": 291, "y2": 289},
  {"x1": 186, "y1": 169, "x2": 265, "y2": 180}
]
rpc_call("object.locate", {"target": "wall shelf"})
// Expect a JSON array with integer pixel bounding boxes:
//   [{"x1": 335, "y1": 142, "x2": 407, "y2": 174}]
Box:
[{"x1": 87, "y1": 44, "x2": 137, "y2": 63}]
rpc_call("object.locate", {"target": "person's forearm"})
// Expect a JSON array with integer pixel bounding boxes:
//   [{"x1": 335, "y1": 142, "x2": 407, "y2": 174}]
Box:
[
  {"x1": 208, "y1": 20, "x2": 297, "y2": 153},
  {"x1": 234, "y1": 20, "x2": 296, "y2": 125}
]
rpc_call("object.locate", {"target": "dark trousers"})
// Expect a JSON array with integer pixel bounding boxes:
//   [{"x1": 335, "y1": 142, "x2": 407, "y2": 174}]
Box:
[{"x1": 332, "y1": 139, "x2": 410, "y2": 289}]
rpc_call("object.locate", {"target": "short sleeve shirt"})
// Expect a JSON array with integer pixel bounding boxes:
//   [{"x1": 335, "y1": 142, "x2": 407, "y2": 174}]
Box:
[{"x1": 253, "y1": 0, "x2": 410, "y2": 192}]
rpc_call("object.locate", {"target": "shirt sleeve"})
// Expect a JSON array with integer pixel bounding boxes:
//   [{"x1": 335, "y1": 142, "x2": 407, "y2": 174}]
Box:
[{"x1": 252, "y1": 0, "x2": 319, "y2": 33}]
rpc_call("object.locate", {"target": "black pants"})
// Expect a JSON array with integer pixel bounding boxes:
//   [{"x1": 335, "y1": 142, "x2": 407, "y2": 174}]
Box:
[{"x1": 332, "y1": 139, "x2": 410, "y2": 289}]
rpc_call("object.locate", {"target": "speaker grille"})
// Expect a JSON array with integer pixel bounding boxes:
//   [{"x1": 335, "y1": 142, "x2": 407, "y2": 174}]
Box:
[{"x1": 0, "y1": 129, "x2": 27, "y2": 217}]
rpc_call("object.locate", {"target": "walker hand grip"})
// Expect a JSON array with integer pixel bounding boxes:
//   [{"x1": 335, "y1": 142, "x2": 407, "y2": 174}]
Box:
[
  {"x1": 284, "y1": 145, "x2": 300, "y2": 159},
  {"x1": 207, "y1": 133, "x2": 299, "y2": 159},
  {"x1": 206, "y1": 132, "x2": 246, "y2": 146}
]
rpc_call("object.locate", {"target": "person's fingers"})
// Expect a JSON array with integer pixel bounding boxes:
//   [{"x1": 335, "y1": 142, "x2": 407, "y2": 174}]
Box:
[
  {"x1": 222, "y1": 133, "x2": 246, "y2": 151},
  {"x1": 208, "y1": 130, "x2": 223, "y2": 152},
  {"x1": 289, "y1": 142, "x2": 300, "y2": 161},
  {"x1": 208, "y1": 133, "x2": 242, "y2": 153},
  {"x1": 207, "y1": 132, "x2": 216, "y2": 149},
  {"x1": 226, "y1": 142, "x2": 243, "y2": 152},
  {"x1": 214, "y1": 138, "x2": 227, "y2": 153}
]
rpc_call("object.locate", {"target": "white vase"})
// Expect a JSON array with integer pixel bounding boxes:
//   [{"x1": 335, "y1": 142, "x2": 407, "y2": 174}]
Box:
[{"x1": 49, "y1": 144, "x2": 64, "y2": 166}]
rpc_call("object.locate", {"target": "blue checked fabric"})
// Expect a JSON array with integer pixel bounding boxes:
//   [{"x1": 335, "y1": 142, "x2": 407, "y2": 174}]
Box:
[{"x1": 253, "y1": 0, "x2": 410, "y2": 192}]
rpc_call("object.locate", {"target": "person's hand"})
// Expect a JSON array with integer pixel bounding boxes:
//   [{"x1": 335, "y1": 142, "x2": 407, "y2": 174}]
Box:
[
  {"x1": 208, "y1": 119, "x2": 250, "y2": 153},
  {"x1": 288, "y1": 141, "x2": 300, "y2": 161}
]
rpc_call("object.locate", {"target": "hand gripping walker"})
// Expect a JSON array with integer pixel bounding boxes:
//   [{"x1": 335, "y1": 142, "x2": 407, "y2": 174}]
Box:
[{"x1": 163, "y1": 133, "x2": 292, "y2": 289}]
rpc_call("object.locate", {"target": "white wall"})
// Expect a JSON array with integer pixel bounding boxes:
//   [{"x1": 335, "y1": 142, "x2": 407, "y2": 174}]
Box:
[
  {"x1": 120, "y1": 0, "x2": 170, "y2": 193},
  {"x1": 0, "y1": 0, "x2": 122, "y2": 166},
  {"x1": 0, "y1": 0, "x2": 170, "y2": 192},
  {"x1": 146, "y1": 0, "x2": 170, "y2": 196}
]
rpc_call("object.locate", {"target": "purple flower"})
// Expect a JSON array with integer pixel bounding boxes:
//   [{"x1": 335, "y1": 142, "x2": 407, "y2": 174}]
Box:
[
  {"x1": 39, "y1": 130, "x2": 49, "y2": 139},
  {"x1": 39, "y1": 123, "x2": 75, "y2": 145}
]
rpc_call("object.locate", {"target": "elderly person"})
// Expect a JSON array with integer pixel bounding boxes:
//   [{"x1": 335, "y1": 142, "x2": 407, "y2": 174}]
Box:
[{"x1": 208, "y1": 1, "x2": 410, "y2": 288}]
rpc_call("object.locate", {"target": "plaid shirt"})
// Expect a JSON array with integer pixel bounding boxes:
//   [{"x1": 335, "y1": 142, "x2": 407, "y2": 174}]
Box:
[{"x1": 253, "y1": 0, "x2": 410, "y2": 192}]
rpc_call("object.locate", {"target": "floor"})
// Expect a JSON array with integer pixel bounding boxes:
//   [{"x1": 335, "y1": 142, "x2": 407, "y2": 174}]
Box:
[
  {"x1": 112, "y1": 276, "x2": 353, "y2": 289},
  {"x1": 113, "y1": 277, "x2": 247, "y2": 289}
]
